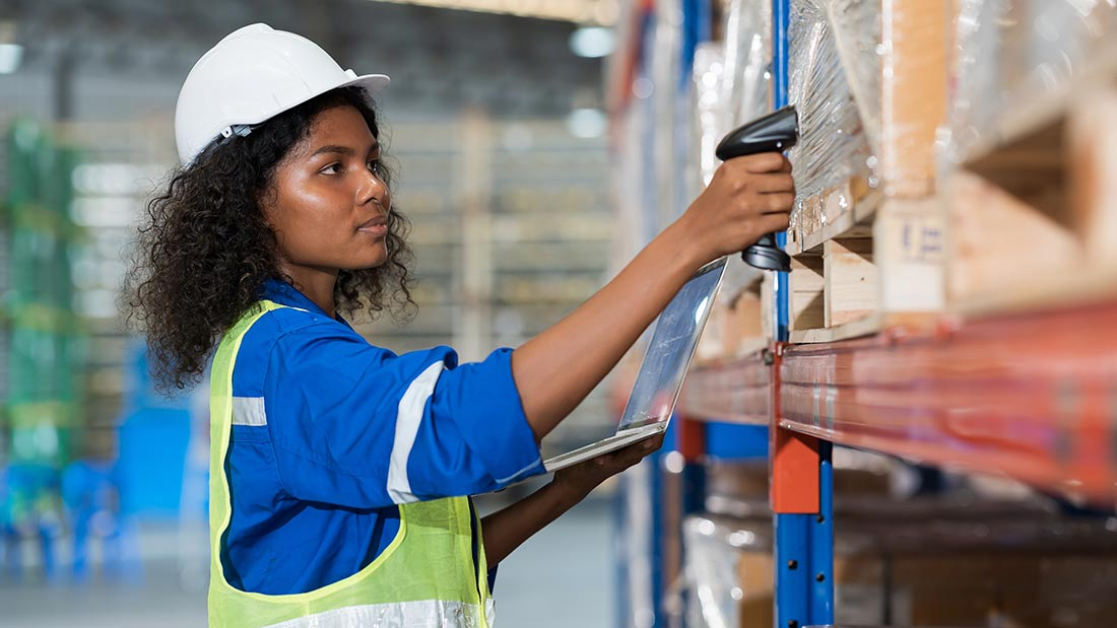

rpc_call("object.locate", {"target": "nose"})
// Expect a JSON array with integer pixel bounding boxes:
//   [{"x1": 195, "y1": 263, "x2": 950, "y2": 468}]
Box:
[{"x1": 357, "y1": 168, "x2": 389, "y2": 209}]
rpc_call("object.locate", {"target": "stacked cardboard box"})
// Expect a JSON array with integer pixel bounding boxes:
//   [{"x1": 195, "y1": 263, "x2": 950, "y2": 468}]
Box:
[{"x1": 685, "y1": 507, "x2": 1117, "y2": 628}]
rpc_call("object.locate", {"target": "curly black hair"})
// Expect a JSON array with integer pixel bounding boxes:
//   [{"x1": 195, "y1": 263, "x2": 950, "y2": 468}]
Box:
[{"x1": 125, "y1": 87, "x2": 415, "y2": 392}]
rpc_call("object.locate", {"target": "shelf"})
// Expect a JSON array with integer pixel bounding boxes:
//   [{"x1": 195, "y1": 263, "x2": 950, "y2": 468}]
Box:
[
  {"x1": 679, "y1": 342, "x2": 772, "y2": 424},
  {"x1": 789, "y1": 313, "x2": 882, "y2": 345},
  {"x1": 778, "y1": 298, "x2": 1117, "y2": 504}
]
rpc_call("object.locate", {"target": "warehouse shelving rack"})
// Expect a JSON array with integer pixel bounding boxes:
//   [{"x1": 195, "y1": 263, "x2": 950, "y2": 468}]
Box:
[
  {"x1": 666, "y1": 1, "x2": 1117, "y2": 627},
  {"x1": 4, "y1": 119, "x2": 84, "y2": 468},
  {"x1": 679, "y1": 297, "x2": 1117, "y2": 625}
]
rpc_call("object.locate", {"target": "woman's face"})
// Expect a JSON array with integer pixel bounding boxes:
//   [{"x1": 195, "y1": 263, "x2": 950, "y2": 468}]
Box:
[{"x1": 265, "y1": 105, "x2": 392, "y2": 275}]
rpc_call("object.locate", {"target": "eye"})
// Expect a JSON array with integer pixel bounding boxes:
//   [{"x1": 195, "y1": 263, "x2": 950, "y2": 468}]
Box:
[
  {"x1": 368, "y1": 159, "x2": 383, "y2": 176},
  {"x1": 321, "y1": 162, "x2": 343, "y2": 175}
]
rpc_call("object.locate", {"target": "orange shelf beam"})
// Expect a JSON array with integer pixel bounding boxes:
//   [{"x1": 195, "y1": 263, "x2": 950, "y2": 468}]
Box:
[
  {"x1": 779, "y1": 300, "x2": 1117, "y2": 504},
  {"x1": 679, "y1": 348, "x2": 772, "y2": 424}
]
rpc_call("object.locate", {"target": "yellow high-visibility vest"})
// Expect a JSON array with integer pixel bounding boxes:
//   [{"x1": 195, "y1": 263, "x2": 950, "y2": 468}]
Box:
[{"x1": 208, "y1": 300, "x2": 494, "y2": 627}]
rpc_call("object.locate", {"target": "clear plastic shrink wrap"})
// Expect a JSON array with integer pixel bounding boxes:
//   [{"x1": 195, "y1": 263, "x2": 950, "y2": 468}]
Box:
[
  {"x1": 682, "y1": 516, "x2": 765, "y2": 628},
  {"x1": 787, "y1": 0, "x2": 946, "y2": 247},
  {"x1": 787, "y1": 0, "x2": 875, "y2": 203},
  {"x1": 689, "y1": 0, "x2": 772, "y2": 349},
  {"x1": 688, "y1": 0, "x2": 772, "y2": 196},
  {"x1": 944, "y1": 0, "x2": 1117, "y2": 163},
  {"x1": 682, "y1": 508, "x2": 1117, "y2": 628},
  {"x1": 690, "y1": 44, "x2": 728, "y2": 207},
  {"x1": 719, "y1": 0, "x2": 772, "y2": 145}
]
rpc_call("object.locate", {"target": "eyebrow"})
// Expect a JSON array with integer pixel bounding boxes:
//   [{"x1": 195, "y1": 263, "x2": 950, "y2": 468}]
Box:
[{"x1": 310, "y1": 141, "x2": 380, "y2": 158}]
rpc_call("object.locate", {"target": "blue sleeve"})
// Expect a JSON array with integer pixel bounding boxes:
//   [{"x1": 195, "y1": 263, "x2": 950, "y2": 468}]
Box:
[{"x1": 263, "y1": 323, "x2": 544, "y2": 508}]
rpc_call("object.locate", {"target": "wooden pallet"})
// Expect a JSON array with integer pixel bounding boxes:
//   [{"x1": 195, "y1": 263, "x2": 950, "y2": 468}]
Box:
[
  {"x1": 945, "y1": 47, "x2": 1117, "y2": 317},
  {"x1": 788, "y1": 197, "x2": 946, "y2": 344},
  {"x1": 786, "y1": 175, "x2": 878, "y2": 257},
  {"x1": 780, "y1": 0, "x2": 949, "y2": 343}
]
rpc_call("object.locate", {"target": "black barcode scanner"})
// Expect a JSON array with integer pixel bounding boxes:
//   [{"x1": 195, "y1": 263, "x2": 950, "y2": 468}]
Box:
[{"x1": 714, "y1": 105, "x2": 799, "y2": 272}]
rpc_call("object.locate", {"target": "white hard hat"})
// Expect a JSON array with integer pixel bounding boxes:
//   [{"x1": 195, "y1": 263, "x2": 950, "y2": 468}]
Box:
[{"x1": 174, "y1": 23, "x2": 390, "y2": 165}]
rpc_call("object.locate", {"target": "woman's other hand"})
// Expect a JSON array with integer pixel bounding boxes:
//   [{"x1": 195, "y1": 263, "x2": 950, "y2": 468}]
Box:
[{"x1": 551, "y1": 433, "x2": 667, "y2": 500}]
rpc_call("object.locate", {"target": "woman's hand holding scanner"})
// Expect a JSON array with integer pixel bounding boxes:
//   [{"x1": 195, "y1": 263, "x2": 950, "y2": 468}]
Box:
[
  {"x1": 713, "y1": 105, "x2": 800, "y2": 271},
  {"x1": 675, "y1": 152, "x2": 796, "y2": 264},
  {"x1": 511, "y1": 154, "x2": 794, "y2": 443}
]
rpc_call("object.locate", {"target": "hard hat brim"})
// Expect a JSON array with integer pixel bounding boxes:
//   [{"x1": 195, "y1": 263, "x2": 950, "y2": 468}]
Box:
[{"x1": 339, "y1": 73, "x2": 391, "y2": 99}]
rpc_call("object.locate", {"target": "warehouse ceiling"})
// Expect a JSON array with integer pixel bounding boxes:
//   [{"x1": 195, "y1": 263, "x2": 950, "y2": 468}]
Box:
[{"x1": 0, "y1": 0, "x2": 605, "y2": 118}]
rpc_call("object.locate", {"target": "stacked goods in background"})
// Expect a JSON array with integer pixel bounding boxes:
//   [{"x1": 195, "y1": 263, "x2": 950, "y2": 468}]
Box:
[
  {"x1": 683, "y1": 507, "x2": 1117, "y2": 628},
  {"x1": 614, "y1": 0, "x2": 1117, "y2": 624},
  {"x1": 2, "y1": 119, "x2": 84, "y2": 543},
  {"x1": 940, "y1": 0, "x2": 1117, "y2": 315},
  {"x1": 785, "y1": 0, "x2": 948, "y2": 343},
  {"x1": 690, "y1": 0, "x2": 773, "y2": 363},
  {"x1": 4, "y1": 120, "x2": 83, "y2": 468},
  {"x1": 688, "y1": 458, "x2": 1117, "y2": 628}
]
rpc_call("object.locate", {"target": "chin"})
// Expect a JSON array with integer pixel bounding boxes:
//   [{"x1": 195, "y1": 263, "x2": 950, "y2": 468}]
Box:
[
  {"x1": 340, "y1": 241, "x2": 389, "y2": 271},
  {"x1": 350, "y1": 252, "x2": 390, "y2": 271}
]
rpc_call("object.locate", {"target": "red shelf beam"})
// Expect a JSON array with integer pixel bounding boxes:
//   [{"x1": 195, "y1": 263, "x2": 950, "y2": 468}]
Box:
[
  {"x1": 779, "y1": 300, "x2": 1117, "y2": 504},
  {"x1": 679, "y1": 348, "x2": 772, "y2": 423}
]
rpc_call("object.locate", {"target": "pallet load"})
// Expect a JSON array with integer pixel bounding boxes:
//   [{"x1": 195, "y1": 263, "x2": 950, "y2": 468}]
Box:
[
  {"x1": 683, "y1": 506, "x2": 1117, "y2": 628},
  {"x1": 941, "y1": 0, "x2": 1117, "y2": 315},
  {"x1": 785, "y1": 0, "x2": 948, "y2": 343},
  {"x1": 692, "y1": 0, "x2": 776, "y2": 363}
]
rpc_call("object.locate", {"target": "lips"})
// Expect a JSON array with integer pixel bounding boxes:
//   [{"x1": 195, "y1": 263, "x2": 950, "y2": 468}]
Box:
[{"x1": 357, "y1": 215, "x2": 389, "y2": 235}]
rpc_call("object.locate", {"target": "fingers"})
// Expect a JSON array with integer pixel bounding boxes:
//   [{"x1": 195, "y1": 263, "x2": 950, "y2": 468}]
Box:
[
  {"x1": 587, "y1": 433, "x2": 668, "y2": 478},
  {"x1": 714, "y1": 161, "x2": 795, "y2": 198},
  {"x1": 750, "y1": 173, "x2": 796, "y2": 195},
  {"x1": 734, "y1": 152, "x2": 789, "y2": 174},
  {"x1": 754, "y1": 212, "x2": 792, "y2": 236},
  {"x1": 761, "y1": 192, "x2": 796, "y2": 214},
  {"x1": 605, "y1": 438, "x2": 655, "y2": 468},
  {"x1": 624, "y1": 434, "x2": 666, "y2": 462},
  {"x1": 613, "y1": 442, "x2": 647, "y2": 466}
]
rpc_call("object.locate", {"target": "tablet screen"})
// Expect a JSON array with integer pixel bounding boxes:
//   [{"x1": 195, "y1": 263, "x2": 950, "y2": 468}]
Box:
[{"x1": 617, "y1": 256, "x2": 728, "y2": 431}]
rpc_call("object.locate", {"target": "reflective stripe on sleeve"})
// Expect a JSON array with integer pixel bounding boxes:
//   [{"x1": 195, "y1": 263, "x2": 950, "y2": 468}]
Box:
[{"x1": 387, "y1": 361, "x2": 445, "y2": 504}]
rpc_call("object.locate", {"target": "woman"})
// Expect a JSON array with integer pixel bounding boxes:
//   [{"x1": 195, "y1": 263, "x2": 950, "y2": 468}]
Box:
[{"x1": 126, "y1": 23, "x2": 794, "y2": 628}]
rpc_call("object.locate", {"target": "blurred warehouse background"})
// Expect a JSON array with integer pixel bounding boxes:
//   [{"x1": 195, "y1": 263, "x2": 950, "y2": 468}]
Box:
[
  {"x1": 0, "y1": 1, "x2": 623, "y2": 626},
  {"x1": 5, "y1": 0, "x2": 1117, "y2": 627}
]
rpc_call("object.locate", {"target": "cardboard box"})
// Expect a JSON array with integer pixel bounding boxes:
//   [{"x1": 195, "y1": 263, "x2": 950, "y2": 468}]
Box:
[{"x1": 734, "y1": 548, "x2": 1117, "y2": 627}]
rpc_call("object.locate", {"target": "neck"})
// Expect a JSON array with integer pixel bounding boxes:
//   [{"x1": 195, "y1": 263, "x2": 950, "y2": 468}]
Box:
[{"x1": 280, "y1": 263, "x2": 339, "y2": 319}]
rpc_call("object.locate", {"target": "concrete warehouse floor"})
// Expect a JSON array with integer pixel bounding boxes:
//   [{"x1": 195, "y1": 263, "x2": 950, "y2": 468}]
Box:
[{"x1": 0, "y1": 497, "x2": 615, "y2": 627}]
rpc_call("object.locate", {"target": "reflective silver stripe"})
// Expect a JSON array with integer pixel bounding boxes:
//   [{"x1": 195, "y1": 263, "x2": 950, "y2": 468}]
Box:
[
  {"x1": 387, "y1": 361, "x2": 445, "y2": 504},
  {"x1": 265, "y1": 599, "x2": 486, "y2": 628},
  {"x1": 495, "y1": 458, "x2": 542, "y2": 485},
  {"x1": 232, "y1": 396, "x2": 267, "y2": 426}
]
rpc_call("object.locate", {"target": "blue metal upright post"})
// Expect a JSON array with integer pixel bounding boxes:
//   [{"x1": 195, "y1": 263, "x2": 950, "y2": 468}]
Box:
[
  {"x1": 770, "y1": 0, "x2": 835, "y2": 626},
  {"x1": 810, "y1": 442, "x2": 835, "y2": 623},
  {"x1": 774, "y1": 513, "x2": 812, "y2": 628},
  {"x1": 772, "y1": 0, "x2": 792, "y2": 342}
]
